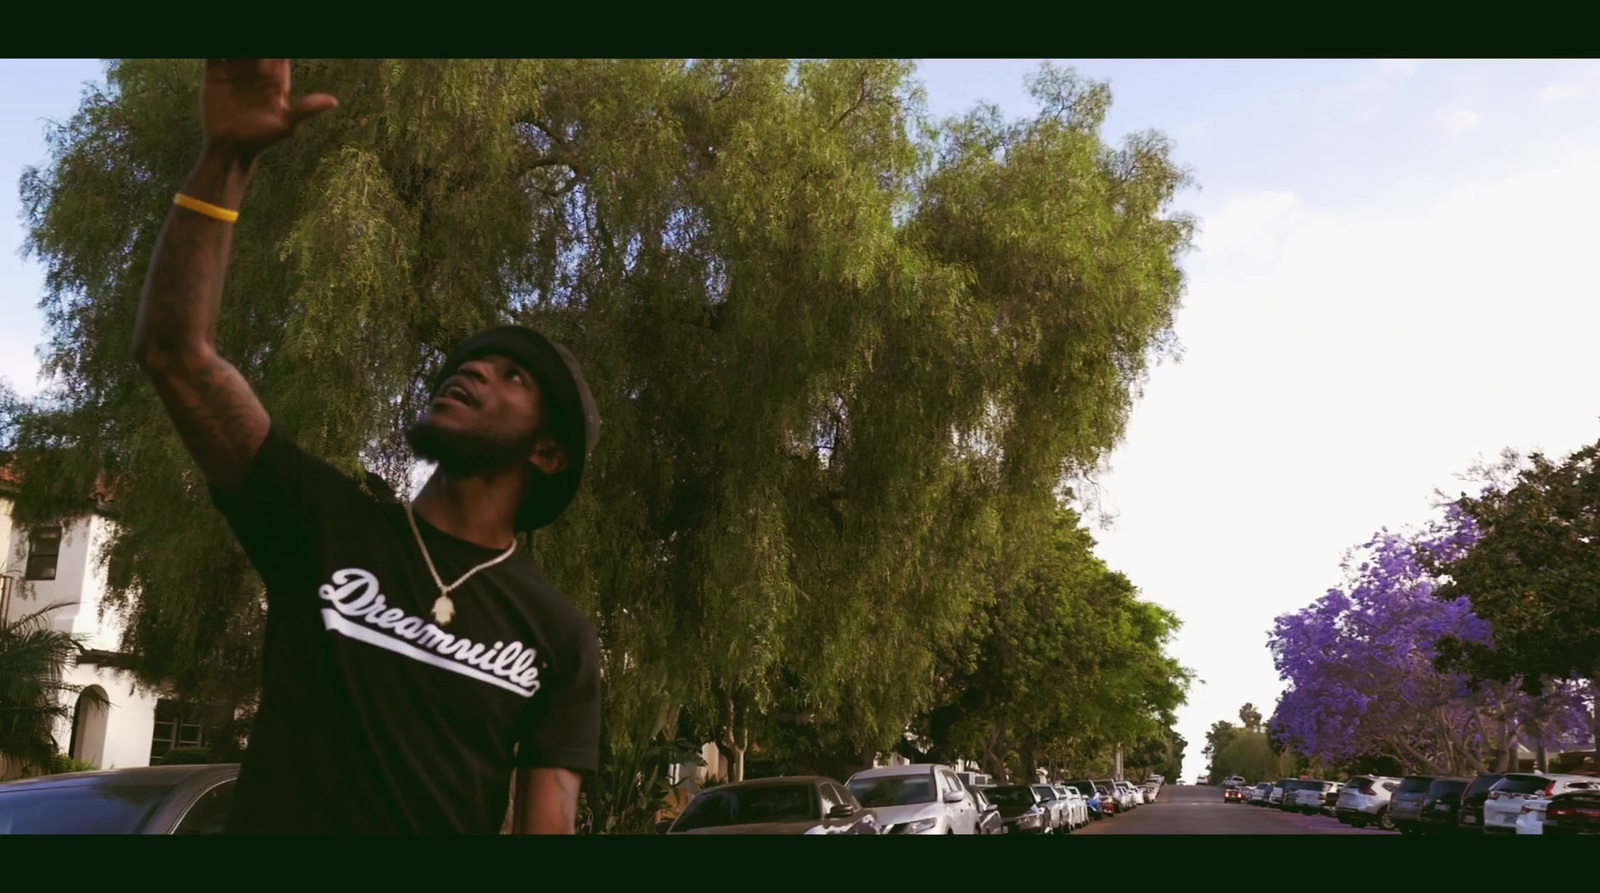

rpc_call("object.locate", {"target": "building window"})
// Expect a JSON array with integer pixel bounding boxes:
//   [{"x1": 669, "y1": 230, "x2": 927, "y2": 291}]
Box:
[
  {"x1": 150, "y1": 699, "x2": 208, "y2": 761},
  {"x1": 24, "y1": 527, "x2": 62, "y2": 581}
]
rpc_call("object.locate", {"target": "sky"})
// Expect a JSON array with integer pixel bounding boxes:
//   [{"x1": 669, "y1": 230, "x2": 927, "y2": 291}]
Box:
[{"x1": 5, "y1": 60, "x2": 1600, "y2": 783}]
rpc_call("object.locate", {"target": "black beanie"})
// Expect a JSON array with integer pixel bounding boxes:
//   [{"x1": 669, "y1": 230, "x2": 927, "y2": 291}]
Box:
[{"x1": 433, "y1": 326, "x2": 600, "y2": 531}]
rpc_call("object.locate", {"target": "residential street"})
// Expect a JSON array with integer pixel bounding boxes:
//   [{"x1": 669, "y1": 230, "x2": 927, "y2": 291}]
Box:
[{"x1": 1074, "y1": 785, "x2": 1377, "y2": 834}]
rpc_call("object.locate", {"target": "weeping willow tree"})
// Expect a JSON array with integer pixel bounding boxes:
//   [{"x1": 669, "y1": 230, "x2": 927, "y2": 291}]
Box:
[{"x1": 11, "y1": 59, "x2": 1195, "y2": 810}]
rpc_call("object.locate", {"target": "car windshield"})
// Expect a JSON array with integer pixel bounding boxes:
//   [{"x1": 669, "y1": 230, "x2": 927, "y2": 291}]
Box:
[
  {"x1": 848, "y1": 775, "x2": 935, "y2": 808},
  {"x1": 1066, "y1": 781, "x2": 1098, "y2": 796},
  {"x1": 986, "y1": 786, "x2": 1037, "y2": 807},
  {"x1": 0, "y1": 783, "x2": 173, "y2": 834},
  {"x1": 1494, "y1": 775, "x2": 1550, "y2": 795},
  {"x1": 1397, "y1": 777, "x2": 1435, "y2": 794},
  {"x1": 1032, "y1": 786, "x2": 1057, "y2": 800},
  {"x1": 672, "y1": 784, "x2": 817, "y2": 831},
  {"x1": 1464, "y1": 774, "x2": 1506, "y2": 798}
]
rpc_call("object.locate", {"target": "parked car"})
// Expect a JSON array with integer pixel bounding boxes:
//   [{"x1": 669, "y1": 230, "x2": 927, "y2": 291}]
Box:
[
  {"x1": 1064, "y1": 778, "x2": 1105, "y2": 820},
  {"x1": 1389, "y1": 775, "x2": 1438, "y2": 834},
  {"x1": 1482, "y1": 772, "x2": 1575, "y2": 835},
  {"x1": 1224, "y1": 775, "x2": 1247, "y2": 789},
  {"x1": 966, "y1": 782, "x2": 1005, "y2": 835},
  {"x1": 985, "y1": 784, "x2": 1051, "y2": 834},
  {"x1": 1287, "y1": 780, "x2": 1339, "y2": 814},
  {"x1": 1115, "y1": 780, "x2": 1141, "y2": 809},
  {"x1": 1321, "y1": 782, "x2": 1344, "y2": 815},
  {"x1": 1267, "y1": 778, "x2": 1290, "y2": 807},
  {"x1": 1516, "y1": 776, "x2": 1600, "y2": 835},
  {"x1": 1542, "y1": 788, "x2": 1600, "y2": 835},
  {"x1": 1093, "y1": 781, "x2": 1119, "y2": 816},
  {"x1": 1056, "y1": 784, "x2": 1088, "y2": 829},
  {"x1": 1335, "y1": 775, "x2": 1400, "y2": 829},
  {"x1": 1032, "y1": 784, "x2": 1070, "y2": 832},
  {"x1": 1455, "y1": 772, "x2": 1511, "y2": 834},
  {"x1": 1142, "y1": 782, "x2": 1159, "y2": 801},
  {"x1": 1416, "y1": 777, "x2": 1471, "y2": 835},
  {"x1": 1246, "y1": 782, "x2": 1272, "y2": 804},
  {"x1": 0, "y1": 764, "x2": 238, "y2": 834},
  {"x1": 1146, "y1": 774, "x2": 1164, "y2": 786},
  {"x1": 1277, "y1": 779, "x2": 1317, "y2": 811},
  {"x1": 846, "y1": 764, "x2": 981, "y2": 834},
  {"x1": 661, "y1": 775, "x2": 880, "y2": 834}
]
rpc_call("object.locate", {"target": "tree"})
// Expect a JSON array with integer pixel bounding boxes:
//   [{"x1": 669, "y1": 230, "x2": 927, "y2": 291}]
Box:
[
  {"x1": 13, "y1": 59, "x2": 1195, "y2": 818},
  {"x1": 1238, "y1": 702, "x2": 1262, "y2": 733},
  {"x1": 1431, "y1": 440, "x2": 1600, "y2": 749},
  {"x1": 1203, "y1": 720, "x2": 1240, "y2": 773},
  {"x1": 1269, "y1": 509, "x2": 1590, "y2": 775},
  {"x1": 1209, "y1": 731, "x2": 1279, "y2": 783},
  {"x1": 0, "y1": 602, "x2": 110, "y2": 776}
]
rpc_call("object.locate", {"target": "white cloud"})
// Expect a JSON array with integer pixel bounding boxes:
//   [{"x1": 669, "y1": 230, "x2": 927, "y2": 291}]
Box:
[
  {"x1": 1326, "y1": 58, "x2": 1421, "y2": 97},
  {"x1": 1093, "y1": 150, "x2": 1600, "y2": 761},
  {"x1": 1445, "y1": 109, "x2": 1483, "y2": 134},
  {"x1": 1540, "y1": 82, "x2": 1589, "y2": 104}
]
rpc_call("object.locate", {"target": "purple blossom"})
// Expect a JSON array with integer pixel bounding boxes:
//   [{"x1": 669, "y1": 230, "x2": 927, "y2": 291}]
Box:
[{"x1": 1268, "y1": 510, "x2": 1588, "y2": 774}]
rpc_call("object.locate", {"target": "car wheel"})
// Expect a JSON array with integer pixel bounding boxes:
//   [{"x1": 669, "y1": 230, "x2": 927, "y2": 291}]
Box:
[{"x1": 1375, "y1": 809, "x2": 1395, "y2": 832}]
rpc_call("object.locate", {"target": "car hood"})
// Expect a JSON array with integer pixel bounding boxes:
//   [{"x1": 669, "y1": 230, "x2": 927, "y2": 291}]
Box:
[
  {"x1": 675, "y1": 821, "x2": 821, "y2": 835},
  {"x1": 866, "y1": 803, "x2": 943, "y2": 826}
]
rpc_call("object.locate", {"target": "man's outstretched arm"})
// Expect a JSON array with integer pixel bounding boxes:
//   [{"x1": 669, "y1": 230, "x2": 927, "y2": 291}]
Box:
[{"x1": 131, "y1": 60, "x2": 335, "y2": 491}]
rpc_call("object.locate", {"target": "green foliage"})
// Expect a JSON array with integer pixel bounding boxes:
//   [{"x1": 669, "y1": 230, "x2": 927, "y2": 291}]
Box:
[
  {"x1": 48, "y1": 753, "x2": 99, "y2": 774},
  {"x1": 0, "y1": 601, "x2": 109, "y2": 775},
  {"x1": 1209, "y1": 732, "x2": 1278, "y2": 784},
  {"x1": 1432, "y1": 443, "x2": 1600, "y2": 698},
  {"x1": 13, "y1": 60, "x2": 1196, "y2": 817},
  {"x1": 157, "y1": 747, "x2": 211, "y2": 765}
]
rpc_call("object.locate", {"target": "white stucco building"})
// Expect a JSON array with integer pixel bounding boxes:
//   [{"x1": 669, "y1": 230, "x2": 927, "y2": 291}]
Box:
[{"x1": 0, "y1": 485, "x2": 174, "y2": 776}]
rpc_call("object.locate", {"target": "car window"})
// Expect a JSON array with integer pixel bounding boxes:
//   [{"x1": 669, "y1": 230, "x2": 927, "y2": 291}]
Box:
[
  {"x1": 819, "y1": 783, "x2": 842, "y2": 815},
  {"x1": 1397, "y1": 776, "x2": 1436, "y2": 794},
  {"x1": 1494, "y1": 775, "x2": 1550, "y2": 795},
  {"x1": 848, "y1": 775, "x2": 936, "y2": 808},
  {"x1": 986, "y1": 786, "x2": 1037, "y2": 807},
  {"x1": 672, "y1": 784, "x2": 819, "y2": 832},
  {"x1": 941, "y1": 771, "x2": 966, "y2": 797},
  {"x1": 1032, "y1": 785, "x2": 1055, "y2": 801},
  {"x1": 173, "y1": 780, "x2": 235, "y2": 835},
  {"x1": 0, "y1": 784, "x2": 173, "y2": 834},
  {"x1": 1463, "y1": 774, "x2": 1506, "y2": 799}
]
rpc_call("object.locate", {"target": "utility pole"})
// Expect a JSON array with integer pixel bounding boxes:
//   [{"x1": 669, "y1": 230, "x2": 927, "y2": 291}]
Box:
[{"x1": 1114, "y1": 743, "x2": 1124, "y2": 781}]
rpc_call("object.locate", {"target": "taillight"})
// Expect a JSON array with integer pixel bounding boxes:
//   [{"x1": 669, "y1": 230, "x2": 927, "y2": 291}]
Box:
[{"x1": 1545, "y1": 783, "x2": 1556, "y2": 797}]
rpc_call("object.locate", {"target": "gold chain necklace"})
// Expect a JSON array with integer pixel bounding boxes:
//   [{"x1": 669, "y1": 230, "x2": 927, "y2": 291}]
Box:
[{"x1": 405, "y1": 503, "x2": 517, "y2": 627}]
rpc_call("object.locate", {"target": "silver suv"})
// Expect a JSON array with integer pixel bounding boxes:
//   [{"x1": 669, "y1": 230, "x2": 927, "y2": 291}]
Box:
[{"x1": 1335, "y1": 776, "x2": 1401, "y2": 829}]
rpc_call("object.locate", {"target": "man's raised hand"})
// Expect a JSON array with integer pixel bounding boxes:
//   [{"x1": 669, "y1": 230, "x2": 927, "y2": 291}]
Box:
[{"x1": 202, "y1": 59, "x2": 337, "y2": 163}]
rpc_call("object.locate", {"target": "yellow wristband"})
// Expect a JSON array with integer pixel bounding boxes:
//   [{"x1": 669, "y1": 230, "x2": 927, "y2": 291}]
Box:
[{"x1": 174, "y1": 193, "x2": 239, "y2": 223}]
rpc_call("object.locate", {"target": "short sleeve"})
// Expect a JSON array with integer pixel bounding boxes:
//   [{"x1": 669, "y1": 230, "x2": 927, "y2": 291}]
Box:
[
  {"x1": 208, "y1": 425, "x2": 373, "y2": 594},
  {"x1": 516, "y1": 621, "x2": 601, "y2": 774}
]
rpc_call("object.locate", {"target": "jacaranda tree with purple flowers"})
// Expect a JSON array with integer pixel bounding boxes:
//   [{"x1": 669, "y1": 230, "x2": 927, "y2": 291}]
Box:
[{"x1": 1268, "y1": 507, "x2": 1589, "y2": 775}]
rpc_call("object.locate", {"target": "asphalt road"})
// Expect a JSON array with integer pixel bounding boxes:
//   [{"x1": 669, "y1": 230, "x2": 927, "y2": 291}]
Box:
[{"x1": 1072, "y1": 784, "x2": 1387, "y2": 834}]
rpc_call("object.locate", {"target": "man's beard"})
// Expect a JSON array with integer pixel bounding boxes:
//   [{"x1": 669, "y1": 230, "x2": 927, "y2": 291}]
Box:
[{"x1": 405, "y1": 417, "x2": 535, "y2": 478}]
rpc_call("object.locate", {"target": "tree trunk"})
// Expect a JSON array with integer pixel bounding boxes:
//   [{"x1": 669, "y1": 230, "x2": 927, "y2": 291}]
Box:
[{"x1": 1589, "y1": 679, "x2": 1600, "y2": 753}]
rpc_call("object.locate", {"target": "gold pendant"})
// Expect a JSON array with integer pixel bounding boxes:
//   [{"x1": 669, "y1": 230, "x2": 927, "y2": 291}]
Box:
[{"x1": 431, "y1": 594, "x2": 455, "y2": 626}]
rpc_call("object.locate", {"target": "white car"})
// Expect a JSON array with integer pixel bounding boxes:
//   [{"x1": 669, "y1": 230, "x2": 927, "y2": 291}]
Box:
[
  {"x1": 1287, "y1": 780, "x2": 1341, "y2": 814},
  {"x1": 846, "y1": 764, "x2": 982, "y2": 834},
  {"x1": 1056, "y1": 785, "x2": 1089, "y2": 829},
  {"x1": 1516, "y1": 776, "x2": 1600, "y2": 834},
  {"x1": 1115, "y1": 781, "x2": 1141, "y2": 809},
  {"x1": 1334, "y1": 775, "x2": 1400, "y2": 828},
  {"x1": 1481, "y1": 773, "x2": 1596, "y2": 835}
]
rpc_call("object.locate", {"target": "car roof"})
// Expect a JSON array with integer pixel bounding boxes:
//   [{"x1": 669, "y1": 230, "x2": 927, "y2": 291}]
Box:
[
  {"x1": 0, "y1": 763, "x2": 239, "y2": 792},
  {"x1": 849, "y1": 765, "x2": 939, "y2": 780},
  {"x1": 709, "y1": 775, "x2": 837, "y2": 790}
]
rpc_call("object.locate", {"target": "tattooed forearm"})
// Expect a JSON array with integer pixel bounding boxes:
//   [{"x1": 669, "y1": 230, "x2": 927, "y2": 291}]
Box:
[{"x1": 133, "y1": 148, "x2": 269, "y2": 491}]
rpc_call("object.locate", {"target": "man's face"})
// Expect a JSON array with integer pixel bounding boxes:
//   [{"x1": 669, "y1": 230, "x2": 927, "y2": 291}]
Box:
[{"x1": 406, "y1": 353, "x2": 554, "y2": 477}]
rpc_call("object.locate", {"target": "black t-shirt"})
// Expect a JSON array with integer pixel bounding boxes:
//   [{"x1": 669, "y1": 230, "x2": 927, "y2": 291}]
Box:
[{"x1": 209, "y1": 426, "x2": 601, "y2": 834}]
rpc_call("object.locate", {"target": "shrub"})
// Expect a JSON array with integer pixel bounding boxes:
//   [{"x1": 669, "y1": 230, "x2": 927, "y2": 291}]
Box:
[{"x1": 158, "y1": 747, "x2": 212, "y2": 765}]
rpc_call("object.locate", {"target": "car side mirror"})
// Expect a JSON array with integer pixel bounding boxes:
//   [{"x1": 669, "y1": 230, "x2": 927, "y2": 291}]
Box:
[
  {"x1": 828, "y1": 805, "x2": 856, "y2": 819},
  {"x1": 655, "y1": 819, "x2": 673, "y2": 835},
  {"x1": 944, "y1": 791, "x2": 965, "y2": 804}
]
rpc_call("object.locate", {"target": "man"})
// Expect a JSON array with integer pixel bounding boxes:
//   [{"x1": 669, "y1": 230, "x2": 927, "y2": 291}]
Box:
[{"x1": 131, "y1": 59, "x2": 602, "y2": 834}]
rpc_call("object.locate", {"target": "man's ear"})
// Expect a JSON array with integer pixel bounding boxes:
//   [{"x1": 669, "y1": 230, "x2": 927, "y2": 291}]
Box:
[{"x1": 528, "y1": 436, "x2": 570, "y2": 476}]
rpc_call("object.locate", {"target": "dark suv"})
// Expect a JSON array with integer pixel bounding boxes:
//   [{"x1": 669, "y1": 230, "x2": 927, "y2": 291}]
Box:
[
  {"x1": 1389, "y1": 775, "x2": 1437, "y2": 834},
  {"x1": 1456, "y1": 773, "x2": 1509, "y2": 834},
  {"x1": 1416, "y1": 777, "x2": 1470, "y2": 835}
]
